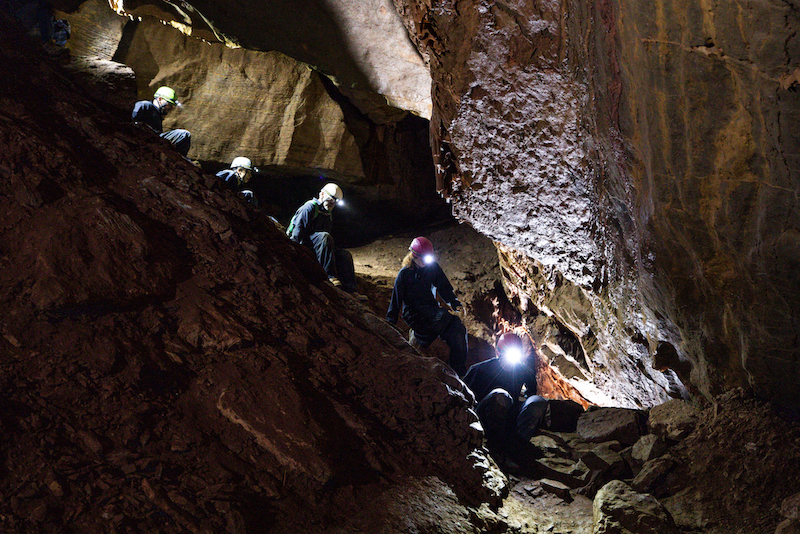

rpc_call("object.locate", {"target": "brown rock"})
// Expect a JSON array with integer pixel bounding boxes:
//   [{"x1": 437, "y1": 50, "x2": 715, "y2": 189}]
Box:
[
  {"x1": 593, "y1": 480, "x2": 680, "y2": 534},
  {"x1": 632, "y1": 434, "x2": 668, "y2": 464},
  {"x1": 783, "y1": 493, "x2": 800, "y2": 520},
  {"x1": 631, "y1": 456, "x2": 676, "y2": 494},
  {"x1": 648, "y1": 400, "x2": 700, "y2": 442},
  {"x1": 577, "y1": 408, "x2": 645, "y2": 446}
]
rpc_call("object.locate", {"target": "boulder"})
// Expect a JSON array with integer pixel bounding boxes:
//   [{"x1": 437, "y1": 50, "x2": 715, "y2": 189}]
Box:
[
  {"x1": 632, "y1": 434, "x2": 668, "y2": 465},
  {"x1": 593, "y1": 480, "x2": 680, "y2": 534},
  {"x1": 631, "y1": 456, "x2": 676, "y2": 495},
  {"x1": 577, "y1": 408, "x2": 646, "y2": 446},
  {"x1": 648, "y1": 400, "x2": 700, "y2": 442}
]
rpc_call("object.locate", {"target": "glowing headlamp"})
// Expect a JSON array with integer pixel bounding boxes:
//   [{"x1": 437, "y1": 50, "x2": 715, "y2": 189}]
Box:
[
  {"x1": 337, "y1": 199, "x2": 345, "y2": 206},
  {"x1": 423, "y1": 254, "x2": 435, "y2": 264},
  {"x1": 501, "y1": 347, "x2": 524, "y2": 366}
]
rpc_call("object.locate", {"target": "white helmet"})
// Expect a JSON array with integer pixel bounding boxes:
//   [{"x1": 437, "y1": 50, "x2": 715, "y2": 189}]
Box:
[
  {"x1": 321, "y1": 183, "x2": 343, "y2": 201},
  {"x1": 231, "y1": 157, "x2": 252, "y2": 170}
]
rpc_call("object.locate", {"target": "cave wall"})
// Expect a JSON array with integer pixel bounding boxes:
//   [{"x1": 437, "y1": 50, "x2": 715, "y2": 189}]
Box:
[
  {"x1": 60, "y1": 0, "x2": 449, "y2": 244},
  {"x1": 392, "y1": 0, "x2": 800, "y2": 409}
]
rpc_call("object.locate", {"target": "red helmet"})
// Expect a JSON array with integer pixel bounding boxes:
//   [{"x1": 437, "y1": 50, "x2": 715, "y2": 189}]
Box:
[
  {"x1": 497, "y1": 332, "x2": 523, "y2": 355},
  {"x1": 409, "y1": 237, "x2": 434, "y2": 257}
]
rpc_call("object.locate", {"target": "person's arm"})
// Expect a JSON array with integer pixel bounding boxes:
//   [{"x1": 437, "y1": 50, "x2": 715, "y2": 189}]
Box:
[
  {"x1": 290, "y1": 203, "x2": 312, "y2": 243},
  {"x1": 431, "y1": 263, "x2": 462, "y2": 310},
  {"x1": 385, "y1": 272, "x2": 403, "y2": 324}
]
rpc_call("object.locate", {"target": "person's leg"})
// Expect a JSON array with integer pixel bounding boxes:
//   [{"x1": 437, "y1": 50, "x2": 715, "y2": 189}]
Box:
[
  {"x1": 516, "y1": 395, "x2": 549, "y2": 440},
  {"x1": 439, "y1": 315, "x2": 468, "y2": 377},
  {"x1": 334, "y1": 248, "x2": 357, "y2": 292},
  {"x1": 160, "y1": 129, "x2": 191, "y2": 156},
  {"x1": 476, "y1": 389, "x2": 514, "y2": 457},
  {"x1": 309, "y1": 232, "x2": 336, "y2": 278}
]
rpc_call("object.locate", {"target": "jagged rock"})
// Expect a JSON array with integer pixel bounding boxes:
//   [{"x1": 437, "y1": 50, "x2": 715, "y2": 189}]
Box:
[
  {"x1": 631, "y1": 456, "x2": 676, "y2": 495},
  {"x1": 783, "y1": 493, "x2": 800, "y2": 520},
  {"x1": 632, "y1": 434, "x2": 668, "y2": 465},
  {"x1": 580, "y1": 442, "x2": 627, "y2": 475},
  {"x1": 577, "y1": 408, "x2": 646, "y2": 446},
  {"x1": 544, "y1": 398, "x2": 586, "y2": 432},
  {"x1": 592, "y1": 480, "x2": 680, "y2": 534},
  {"x1": 648, "y1": 400, "x2": 699, "y2": 442}
]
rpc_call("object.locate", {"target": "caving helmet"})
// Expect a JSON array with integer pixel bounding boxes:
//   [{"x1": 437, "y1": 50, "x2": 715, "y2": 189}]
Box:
[
  {"x1": 154, "y1": 86, "x2": 179, "y2": 106},
  {"x1": 409, "y1": 237, "x2": 435, "y2": 264},
  {"x1": 321, "y1": 183, "x2": 343, "y2": 201},
  {"x1": 497, "y1": 332, "x2": 524, "y2": 365},
  {"x1": 231, "y1": 156, "x2": 252, "y2": 170}
]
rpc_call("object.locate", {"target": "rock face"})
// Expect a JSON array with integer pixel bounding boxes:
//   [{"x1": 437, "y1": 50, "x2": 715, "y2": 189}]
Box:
[
  {"x1": 392, "y1": 0, "x2": 800, "y2": 409},
  {"x1": 0, "y1": 17, "x2": 502, "y2": 532},
  {"x1": 106, "y1": 0, "x2": 432, "y2": 122}
]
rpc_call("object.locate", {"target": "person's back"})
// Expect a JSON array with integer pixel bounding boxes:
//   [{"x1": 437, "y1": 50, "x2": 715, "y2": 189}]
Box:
[
  {"x1": 388, "y1": 262, "x2": 453, "y2": 329},
  {"x1": 131, "y1": 100, "x2": 163, "y2": 133}
]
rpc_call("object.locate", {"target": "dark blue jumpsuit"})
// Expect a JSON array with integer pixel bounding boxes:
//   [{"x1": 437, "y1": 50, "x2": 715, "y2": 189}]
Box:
[
  {"x1": 215, "y1": 169, "x2": 258, "y2": 207},
  {"x1": 385, "y1": 262, "x2": 468, "y2": 376},
  {"x1": 131, "y1": 100, "x2": 191, "y2": 157},
  {"x1": 464, "y1": 356, "x2": 547, "y2": 457},
  {"x1": 288, "y1": 199, "x2": 357, "y2": 292}
]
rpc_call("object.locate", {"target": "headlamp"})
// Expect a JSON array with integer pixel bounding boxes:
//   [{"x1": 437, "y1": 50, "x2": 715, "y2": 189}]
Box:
[
  {"x1": 501, "y1": 347, "x2": 524, "y2": 366},
  {"x1": 423, "y1": 254, "x2": 434, "y2": 264}
]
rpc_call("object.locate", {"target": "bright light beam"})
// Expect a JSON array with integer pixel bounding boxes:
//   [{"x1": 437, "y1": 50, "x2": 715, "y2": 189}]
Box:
[
  {"x1": 502, "y1": 347, "x2": 523, "y2": 366},
  {"x1": 423, "y1": 254, "x2": 435, "y2": 264}
]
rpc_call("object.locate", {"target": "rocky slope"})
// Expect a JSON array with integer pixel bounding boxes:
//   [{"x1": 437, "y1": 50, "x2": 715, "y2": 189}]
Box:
[{"x1": 0, "y1": 16, "x2": 503, "y2": 532}]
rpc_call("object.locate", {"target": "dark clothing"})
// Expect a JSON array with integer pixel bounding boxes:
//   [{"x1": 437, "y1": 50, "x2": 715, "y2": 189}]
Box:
[
  {"x1": 288, "y1": 199, "x2": 332, "y2": 245},
  {"x1": 132, "y1": 100, "x2": 164, "y2": 133},
  {"x1": 288, "y1": 199, "x2": 357, "y2": 292},
  {"x1": 465, "y1": 357, "x2": 544, "y2": 457},
  {"x1": 216, "y1": 169, "x2": 258, "y2": 207},
  {"x1": 386, "y1": 262, "x2": 467, "y2": 376},
  {"x1": 385, "y1": 263, "x2": 461, "y2": 330},
  {"x1": 132, "y1": 100, "x2": 192, "y2": 156},
  {"x1": 464, "y1": 356, "x2": 538, "y2": 403}
]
